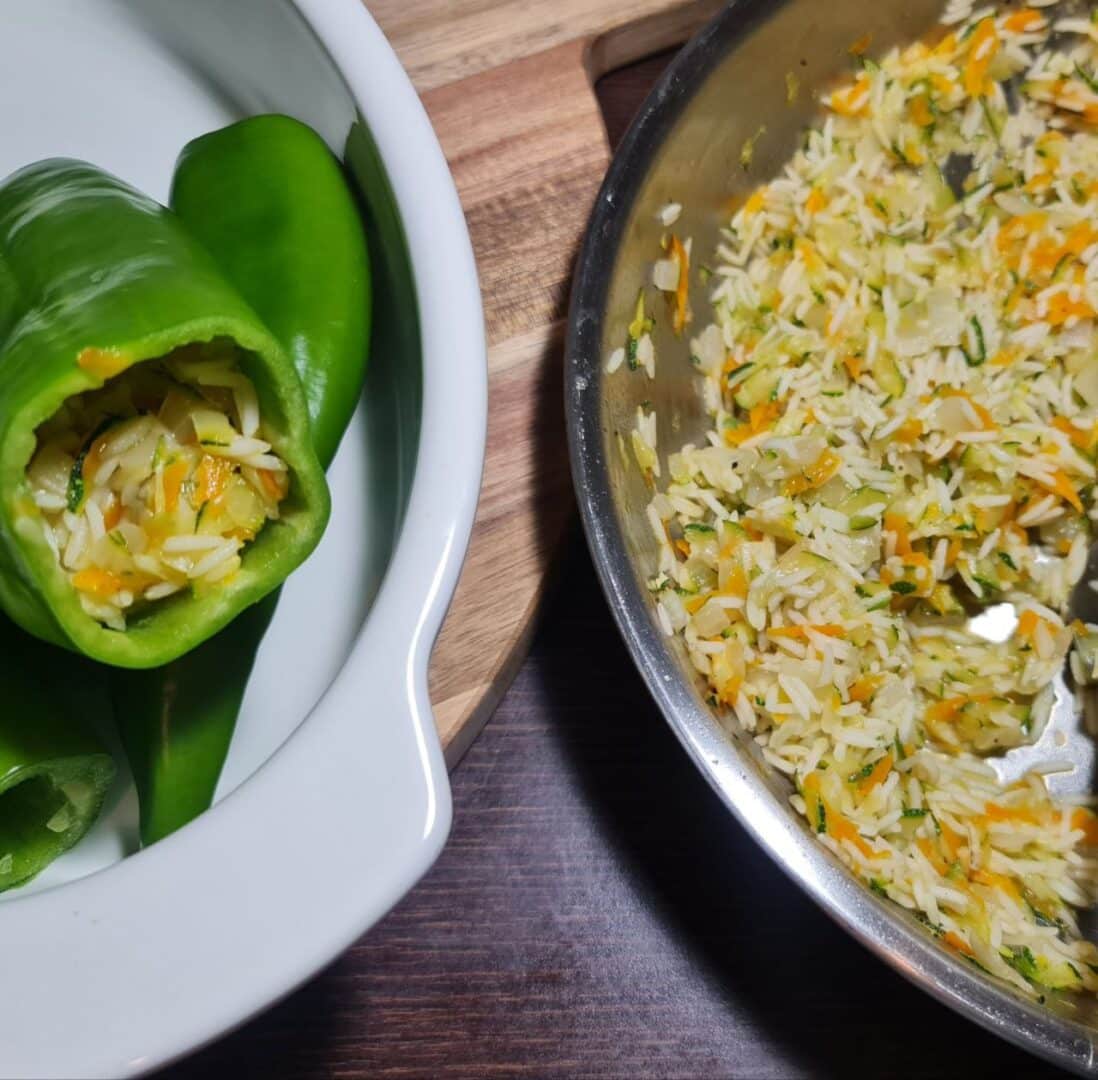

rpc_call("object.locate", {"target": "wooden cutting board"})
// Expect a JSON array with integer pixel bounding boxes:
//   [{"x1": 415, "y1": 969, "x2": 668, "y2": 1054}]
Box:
[{"x1": 368, "y1": 0, "x2": 723, "y2": 766}]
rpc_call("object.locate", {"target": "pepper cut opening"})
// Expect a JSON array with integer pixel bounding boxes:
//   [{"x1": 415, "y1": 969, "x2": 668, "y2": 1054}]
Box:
[
  {"x1": 0, "y1": 770, "x2": 97, "y2": 888},
  {"x1": 27, "y1": 339, "x2": 290, "y2": 630}
]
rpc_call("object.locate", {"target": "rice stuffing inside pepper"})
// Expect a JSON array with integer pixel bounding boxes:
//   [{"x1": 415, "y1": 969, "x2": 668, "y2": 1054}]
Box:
[
  {"x1": 629, "y1": 2, "x2": 1098, "y2": 997},
  {"x1": 27, "y1": 339, "x2": 289, "y2": 630}
]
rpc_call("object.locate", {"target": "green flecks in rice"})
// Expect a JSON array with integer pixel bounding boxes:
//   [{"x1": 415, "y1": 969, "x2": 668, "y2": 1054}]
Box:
[{"x1": 635, "y1": 1, "x2": 1098, "y2": 998}]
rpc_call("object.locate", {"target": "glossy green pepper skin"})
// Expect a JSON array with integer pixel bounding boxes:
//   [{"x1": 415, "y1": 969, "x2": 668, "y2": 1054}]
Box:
[
  {"x1": 173, "y1": 115, "x2": 371, "y2": 466},
  {"x1": 114, "y1": 117, "x2": 371, "y2": 844},
  {"x1": 0, "y1": 160, "x2": 331, "y2": 669},
  {"x1": 0, "y1": 615, "x2": 115, "y2": 891}
]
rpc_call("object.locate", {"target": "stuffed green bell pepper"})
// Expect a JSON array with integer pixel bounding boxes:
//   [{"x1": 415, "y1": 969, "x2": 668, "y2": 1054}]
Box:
[
  {"x1": 0, "y1": 159, "x2": 330, "y2": 669},
  {"x1": 114, "y1": 115, "x2": 371, "y2": 843},
  {"x1": 0, "y1": 614, "x2": 115, "y2": 891}
]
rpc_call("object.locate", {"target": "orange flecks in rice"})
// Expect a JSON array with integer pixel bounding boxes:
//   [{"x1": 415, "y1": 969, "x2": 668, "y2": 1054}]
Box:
[
  {"x1": 857, "y1": 753, "x2": 893, "y2": 797},
  {"x1": 805, "y1": 775, "x2": 882, "y2": 861},
  {"x1": 102, "y1": 498, "x2": 123, "y2": 532},
  {"x1": 849, "y1": 32, "x2": 873, "y2": 57},
  {"x1": 71, "y1": 568, "x2": 125, "y2": 601},
  {"x1": 883, "y1": 512, "x2": 912, "y2": 556},
  {"x1": 830, "y1": 74, "x2": 872, "y2": 117},
  {"x1": 77, "y1": 347, "x2": 130, "y2": 380},
  {"x1": 939, "y1": 389, "x2": 997, "y2": 431},
  {"x1": 783, "y1": 449, "x2": 842, "y2": 496},
  {"x1": 193, "y1": 453, "x2": 233, "y2": 507},
  {"x1": 725, "y1": 398, "x2": 785, "y2": 446},
  {"x1": 805, "y1": 188, "x2": 828, "y2": 215},
  {"x1": 743, "y1": 187, "x2": 768, "y2": 216},
  {"x1": 1071, "y1": 809, "x2": 1098, "y2": 845},
  {"x1": 930, "y1": 72, "x2": 958, "y2": 97},
  {"x1": 1003, "y1": 8, "x2": 1044, "y2": 34},
  {"x1": 971, "y1": 868, "x2": 1023, "y2": 903},
  {"x1": 162, "y1": 460, "x2": 190, "y2": 514},
  {"x1": 669, "y1": 233, "x2": 690, "y2": 334},
  {"x1": 726, "y1": 563, "x2": 749, "y2": 596},
  {"x1": 1017, "y1": 609, "x2": 1061, "y2": 644},
  {"x1": 916, "y1": 836, "x2": 949, "y2": 875},
  {"x1": 767, "y1": 623, "x2": 845, "y2": 640},
  {"x1": 964, "y1": 18, "x2": 999, "y2": 98},
  {"x1": 1052, "y1": 415, "x2": 1098, "y2": 452},
  {"x1": 848, "y1": 675, "x2": 882, "y2": 704},
  {"x1": 944, "y1": 931, "x2": 975, "y2": 957},
  {"x1": 924, "y1": 694, "x2": 987, "y2": 726},
  {"x1": 1045, "y1": 293, "x2": 1094, "y2": 326},
  {"x1": 910, "y1": 94, "x2": 935, "y2": 128},
  {"x1": 894, "y1": 418, "x2": 924, "y2": 443},
  {"x1": 1036, "y1": 469, "x2": 1084, "y2": 513}
]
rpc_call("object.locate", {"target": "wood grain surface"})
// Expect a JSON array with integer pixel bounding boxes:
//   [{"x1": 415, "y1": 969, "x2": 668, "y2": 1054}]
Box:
[
  {"x1": 368, "y1": 0, "x2": 723, "y2": 765},
  {"x1": 165, "y1": 60, "x2": 1070, "y2": 1080}
]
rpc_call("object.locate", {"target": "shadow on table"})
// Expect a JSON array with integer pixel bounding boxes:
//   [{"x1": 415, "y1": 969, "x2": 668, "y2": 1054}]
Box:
[{"x1": 534, "y1": 536, "x2": 1073, "y2": 1080}]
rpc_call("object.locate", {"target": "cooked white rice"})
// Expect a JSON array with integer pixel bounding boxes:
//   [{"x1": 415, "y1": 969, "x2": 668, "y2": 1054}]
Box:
[
  {"x1": 28, "y1": 340, "x2": 289, "y2": 630},
  {"x1": 626, "y1": 2, "x2": 1098, "y2": 997}
]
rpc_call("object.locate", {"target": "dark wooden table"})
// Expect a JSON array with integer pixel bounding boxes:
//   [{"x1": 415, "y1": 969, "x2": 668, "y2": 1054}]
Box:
[{"x1": 167, "y1": 56, "x2": 1075, "y2": 1080}]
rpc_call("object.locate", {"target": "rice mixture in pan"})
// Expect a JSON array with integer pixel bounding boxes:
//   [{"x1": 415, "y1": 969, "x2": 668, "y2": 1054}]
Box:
[{"x1": 627, "y1": 3, "x2": 1098, "y2": 997}]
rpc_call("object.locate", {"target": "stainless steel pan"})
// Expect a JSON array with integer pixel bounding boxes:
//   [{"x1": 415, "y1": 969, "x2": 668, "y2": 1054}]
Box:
[{"x1": 565, "y1": 1, "x2": 1098, "y2": 1071}]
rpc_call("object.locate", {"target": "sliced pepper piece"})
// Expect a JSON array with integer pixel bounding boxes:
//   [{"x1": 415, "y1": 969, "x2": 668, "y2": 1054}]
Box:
[
  {"x1": 0, "y1": 615, "x2": 115, "y2": 890},
  {"x1": 0, "y1": 159, "x2": 330, "y2": 668}
]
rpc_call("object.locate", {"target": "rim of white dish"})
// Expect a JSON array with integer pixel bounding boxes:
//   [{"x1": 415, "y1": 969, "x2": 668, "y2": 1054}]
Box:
[{"x1": 0, "y1": 2, "x2": 486, "y2": 1077}]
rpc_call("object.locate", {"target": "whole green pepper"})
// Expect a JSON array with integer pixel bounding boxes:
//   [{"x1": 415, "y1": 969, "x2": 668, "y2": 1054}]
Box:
[
  {"x1": 173, "y1": 115, "x2": 372, "y2": 467},
  {"x1": 114, "y1": 116, "x2": 371, "y2": 843},
  {"x1": 0, "y1": 160, "x2": 331, "y2": 668},
  {"x1": 0, "y1": 615, "x2": 115, "y2": 890}
]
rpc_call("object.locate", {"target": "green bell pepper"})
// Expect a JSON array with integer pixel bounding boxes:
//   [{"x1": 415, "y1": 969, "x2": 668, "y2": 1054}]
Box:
[
  {"x1": 0, "y1": 614, "x2": 115, "y2": 890},
  {"x1": 173, "y1": 114, "x2": 372, "y2": 467},
  {"x1": 113, "y1": 116, "x2": 371, "y2": 843},
  {"x1": 0, "y1": 159, "x2": 331, "y2": 669}
]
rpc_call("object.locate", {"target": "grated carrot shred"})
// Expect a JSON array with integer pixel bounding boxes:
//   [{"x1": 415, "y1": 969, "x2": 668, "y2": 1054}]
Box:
[
  {"x1": 984, "y1": 802, "x2": 1041, "y2": 826},
  {"x1": 72, "y1": 568, "x2": 125, "y2": 601},
  {"x1": 767, "y1": 623, "x2": 845, "y2": 640},
  {"x1": 943, "y1": 931, "x2": 975, "y2": 957},
  {"x1": 970, "y1": 868, "x2": 1022, "y2": 902},
  {"x1": 858, "y1": 753, "x2": 893, "y2": 797},
  {"x1": 883, "y1": 512, "x2": 912, "y2": 556},
  {"x1": 193, "y1": 453, "x2": 233, "y2": 507},
  {"x1": 849, "y1": 32, "x2": 873, "y2": 56},
  {"x1": 1003, "y1": 8, "x2": 1043, "y2": 33},
  {"x1": 964, "y1": 18, "x2": 999, "y2": 98},
  {"x1": 1046, "y1": 293, "x2": 1094, "y2": 327},
  {"x1": 910, "y1": 94, "x2": 935, "y2": 127},
  {"x1": 1017, "y1": 608, "x2": 1061, "y2": 642},
  {"x1": 102, "y1": 499, "x2": 123, "y2": 532},
  {"x1": 744, "y1": 187, "x2": 767, "y2": 216},
  {"x1": 847, "y1": 675, "x2": 881, "y2": 704},
  {"x1": 1036, "y1": 469, "x2": 1084, "y2": 513},
  {"x1": 831, "y1": 74, "x2": 872, "y2": 117},
  {"x1": 895, "y1": 418, "x2": 923, "y2": 443},
  {"x1": 670, "y1": 234, "x2": 690, "y2": 334},
  {"x1": 162, "y1": 460, "x2": 190, "y2": 514},
  {"x1": 784, "y1": 449, "x2": 842, "y2": 496},
  {"x1": 1071, "y1": 808, "x2": 1098, "y2": 845}
]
